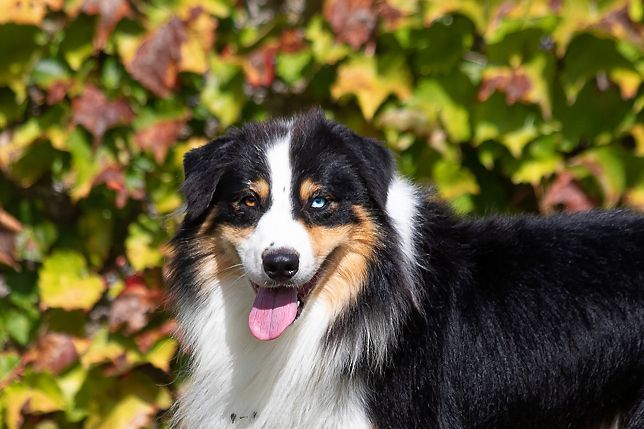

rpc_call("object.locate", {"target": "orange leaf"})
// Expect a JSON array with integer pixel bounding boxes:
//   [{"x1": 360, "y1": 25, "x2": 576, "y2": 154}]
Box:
[
  {"x1": 126, "y1": 17, "x2": 186, "y2": 97},
  {"x1": 243, "y1": 45, "x2": 278, "y2": 88},
  {"x1": 0, "y1": 207, "x2": 22, "y2": 269},
  {"x1": 540, "y1": 172, "x2": 595, "y2": 214},
  {"x1": 109, "y1": 276, "x2": 163, "y2": 335},
  {"x1": 134, "y1": 118, "x2": 186, "y2": 164},
  {"x1": 82, "y1": 0, "x2": 134, "y2": 50},
  {"x1": 32, "y1": 333, "x2": 79, "y2": 374},
  {"x1": 324, "y1": 0, "x2": 377, "y2": 49},
  {"x1": 72, "y1": 85, "x2": 135, "y2": 145}
]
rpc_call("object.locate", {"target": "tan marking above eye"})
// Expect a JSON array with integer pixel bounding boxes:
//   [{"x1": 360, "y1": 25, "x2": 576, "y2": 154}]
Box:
[
  {"x1": 250, "y1": 178, "x2": 269, "y2": 201},
  {"x1": 300, "y1": 178, "x2": 322, "y2": 204}
]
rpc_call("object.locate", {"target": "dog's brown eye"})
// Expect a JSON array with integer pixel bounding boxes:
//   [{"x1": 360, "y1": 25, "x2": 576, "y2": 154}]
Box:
[{"x1": 242, "y1": 195, "x2": 258, "y2": 208}]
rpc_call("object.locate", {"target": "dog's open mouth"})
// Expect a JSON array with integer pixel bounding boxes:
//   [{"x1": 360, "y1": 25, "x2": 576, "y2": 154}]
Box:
[{"x1": 248, "y1": 273, "x2": 320, "y2": 341}]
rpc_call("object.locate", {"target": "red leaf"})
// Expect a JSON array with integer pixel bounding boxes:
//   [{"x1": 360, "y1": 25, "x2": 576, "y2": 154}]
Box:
[
  {"x1": 378, "y1": 2, "x2": 405, "y2": 30},
  {"x1": 72, "y1": 84, "x2": 135, "y2": 145},
  {"x1": 46, "y1": 80, "x2": 73, "y2": 105},
  {"x1": 0, "y1": 208, "x2": 22, "y2": 269},
  {"x1": 93, "y1": 165, "x2": 144, "y2": 208},
  {"x1": 243, "y1": 45, "x2": 278, "y2": 87},
  {"x1": 126, "y1": 17, "x2": 186, "y2": 97},
  {"x1": 32, "y1": 333, "x2": 79, "y2": 374},
  {"x1": 541, "y1": 172, "x2": 595, "y2": 214},
  {"x1": 135, "y1": 320, "x2": 176, "y2": 353},
  {"x1": 279, "y1": 29, "x2": 306, "y2": 53},
  {"x1": 82, "y1": 0, "x2": 133, "y2": 50},
  {"x1": 324, "y1": 0, "x2": 377, "y2": 49},
  {"x1": 109, "y1": 276, "x2": 163, "y2": 335},
  {"x1": 479, "y1": 70, "x2": 532, "y2": 105},
  {"x1": 134, "y1": 118, "x2": 186, "y2": 164}
]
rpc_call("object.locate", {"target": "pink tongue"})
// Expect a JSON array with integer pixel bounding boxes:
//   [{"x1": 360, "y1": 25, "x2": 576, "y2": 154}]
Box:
[{"x1": 248, "y1": 287, "x2": 298, "y2": 340}]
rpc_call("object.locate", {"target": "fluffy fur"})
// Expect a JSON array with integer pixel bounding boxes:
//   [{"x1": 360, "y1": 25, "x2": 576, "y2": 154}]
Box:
[{"x1": 166, "y1": 110, "x2": 644, "y2": 429}]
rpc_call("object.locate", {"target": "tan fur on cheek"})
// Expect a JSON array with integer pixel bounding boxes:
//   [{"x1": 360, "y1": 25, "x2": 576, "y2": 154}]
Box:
[
  {"x1": 307, "y1": 224, "x2": 352, "y2": 260},
  {"x1": 192, "y1": 224, "x2": 253, "y2": 292},
  {"x1": 310, "y1": 206, "x2": 379, "y2": 316}
]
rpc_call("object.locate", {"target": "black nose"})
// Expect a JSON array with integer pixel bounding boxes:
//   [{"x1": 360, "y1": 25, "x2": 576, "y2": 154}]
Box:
[{"x1": 262, "y1": 249, "x2": 299, "y2": 281}]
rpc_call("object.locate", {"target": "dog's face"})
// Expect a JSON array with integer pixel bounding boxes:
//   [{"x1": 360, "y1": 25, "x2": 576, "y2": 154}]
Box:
[{"x1": 175, "y1": 111, "x2": 393, "y2": 340}]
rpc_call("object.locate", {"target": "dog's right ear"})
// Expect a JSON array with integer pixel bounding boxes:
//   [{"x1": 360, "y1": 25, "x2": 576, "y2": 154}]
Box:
[{"x1": 181, "y1": 136, "x2": 233, "y2": 224}]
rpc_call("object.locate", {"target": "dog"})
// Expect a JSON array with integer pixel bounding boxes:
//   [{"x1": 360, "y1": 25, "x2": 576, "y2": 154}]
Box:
[{"x1": 165, "y1": 110, "x2": 644, "y2": 428}]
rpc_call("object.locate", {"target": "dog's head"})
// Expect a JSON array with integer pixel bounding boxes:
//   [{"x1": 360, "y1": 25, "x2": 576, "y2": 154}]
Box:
[{"x1": 173, "y1": 110, "x2": 395, "y2": 341}]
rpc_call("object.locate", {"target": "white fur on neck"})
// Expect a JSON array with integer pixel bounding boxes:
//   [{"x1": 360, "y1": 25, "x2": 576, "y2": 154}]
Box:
[
  {"x1": 386, "y1": 175, "x2": 421, "y2": 271},
  {"x1": 173, "y1": 275, "x2": 370, "y2": 428}
]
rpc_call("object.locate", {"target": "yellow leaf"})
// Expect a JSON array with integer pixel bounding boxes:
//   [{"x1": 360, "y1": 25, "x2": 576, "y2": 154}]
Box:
[
  {"x1": 424, "y1": 0, "x2": 486, "y2": 33},
  {"x1": 81, "y1": 328, "x2": 127, "y2": 368},
  {"x1": 178, "y1": 0, "x2": 231, "y2": 18},
  {"x1": 83, "y1": 373, "x2": 172, "y2": 429},
  {"x1": 0, "y1": 0, "x2": 62, "y2": 25},
  {"x1": 144, "y1": 338, "x2": 178, "y2": 372},
  {"x1": 332, "y1": 55, "x2": 411, "y2": 120},
  {"x1": 610, "y1": 68, "x2": 642, "y2": 99},
  {"x1": 38, "y1": 250, "x2": 105, "y2": 311},
  {"x1": 179, "y1": 12, "x2": 217, "y2": 74},
  {"x1": 632, "y1": 124, "x2": 644, "y2": 157},
  {"x1": 125, "y1": 218, "x2": 164, "y2": 271},
  {"x1": 115, "y1": 32, "x2": 143, "y2": 66},
  {"x1": 2, "y1": 374, "x2": 65, "y2": 429},
  {"x1": 0, "y1": 119, "x2": 41, "y2": 169}
]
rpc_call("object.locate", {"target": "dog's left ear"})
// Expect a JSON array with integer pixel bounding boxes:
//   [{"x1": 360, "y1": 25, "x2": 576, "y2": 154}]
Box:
[
  {"x1": 181, "y1": 136, "x2": 234, "y2": 224},
  {"x1": 344, "y1": 132, "x2": 395, "y2": 210}
]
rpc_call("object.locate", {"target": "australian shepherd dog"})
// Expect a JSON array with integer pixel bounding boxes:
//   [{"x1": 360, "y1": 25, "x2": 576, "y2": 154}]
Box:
[{"x1": 165, "y1": 110, "x2": 644, "y2": 429}]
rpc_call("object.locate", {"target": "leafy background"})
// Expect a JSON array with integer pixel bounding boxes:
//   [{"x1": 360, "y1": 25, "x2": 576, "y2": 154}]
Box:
[{"x1": 0, "y1": 0, "x2": 642, "y2": 427}]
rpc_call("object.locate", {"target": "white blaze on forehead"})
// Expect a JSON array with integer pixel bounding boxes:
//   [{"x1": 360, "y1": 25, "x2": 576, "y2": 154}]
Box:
[
  {"x1": 237, "y1": 132, "x2": 317, "y2": 285},
  {"x1": 265, "y1": 136, "x2": 292, "y2": 215}
]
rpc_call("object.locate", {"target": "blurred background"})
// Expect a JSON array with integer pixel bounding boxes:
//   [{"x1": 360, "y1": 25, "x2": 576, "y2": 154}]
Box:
[{"x1": 0, "y1": 0, "x2": 642, "y2": 427}]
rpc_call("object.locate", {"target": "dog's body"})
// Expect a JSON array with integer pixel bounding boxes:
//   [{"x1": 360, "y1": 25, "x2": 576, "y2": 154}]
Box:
[{"x1": 166, "y1": 111, "x2": 644, "y2": 428}]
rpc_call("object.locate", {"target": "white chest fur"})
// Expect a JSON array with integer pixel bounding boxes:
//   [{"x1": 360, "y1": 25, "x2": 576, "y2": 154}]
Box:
[{"x1": 174, "y1": 279, "x2": 371, "y2": 429}]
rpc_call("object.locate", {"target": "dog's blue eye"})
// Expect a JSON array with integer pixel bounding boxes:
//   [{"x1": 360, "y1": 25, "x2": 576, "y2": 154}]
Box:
[{"x1": 310, "y1": 197, "x2": 327, "y2": 209}]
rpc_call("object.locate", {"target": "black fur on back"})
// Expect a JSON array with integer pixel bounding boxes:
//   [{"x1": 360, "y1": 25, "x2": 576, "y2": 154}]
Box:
[{"x1": 362, "y1": 204, "x2": 644, "y2": 428}]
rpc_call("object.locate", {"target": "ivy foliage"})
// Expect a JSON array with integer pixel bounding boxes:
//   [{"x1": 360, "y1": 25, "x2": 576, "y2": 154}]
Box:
[{"x1": 0, "y1": 0, "x2": 642, "y2": 427}]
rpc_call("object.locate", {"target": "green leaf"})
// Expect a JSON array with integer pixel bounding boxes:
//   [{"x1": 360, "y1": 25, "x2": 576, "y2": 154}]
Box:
[
  {"x1": 60, "y1": 15, "x2": 97, "y2": 71},
  {"x1": 125, "y1": 215, "x2": 165, "y2": 272},
  {"x1": 432, "y1": 159, "x2": 480, "y2": 201},
  {"x1": 575, "y1": 146, "x2": 626, "y2": 207},
  {"x1": 201, "y1": 71, "x2": 245, "y2": 128},
  {"x1": 473, "y1": 93, "x2": 541, "y2": 157},
  {"x1": 0, "y1": 352, "x2": 19, "y2": 384},
  {"x1": 3, "y1": 308, "x2": 35, "y2": 345},
  {"x1": 82, "y1": 372, "x2": 172, "y2": 429},
  {"x1": 0, "y1": 88, "x2": 25, "y2": 128},
  {"x1": 78, "y1": 209, "x2": 114, "y2": 268},
  {"x1": 332, "y1": 54, "x2": 411, "y2": 119},
  {"x1": 38, "y1": 250, "x2": 105, "y2": 311},
  {"x1": 561, "y1": 33, "x2": 635, "y2": 102},
  {"x1": 0, "y1": 24, "x2": 42, "y2": 100},
  {"x1": 2, "y1": 372, "x2": 66, "y2": 429},
  {"x1": 306, "y1": 16, "x2": 350, "y2": 65},
  {"x1": 408, "y1": 74, "x2": 474, "y2": 142},
  {"x1": 411, "y1": 15, "x2": 475, "y2": 75},
  {"x1": 31, "y1": 58, "x2": 70, "y2": 88},
  {"x1": 276, "y1": 51, "x2": 312, "y2": 85}
]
